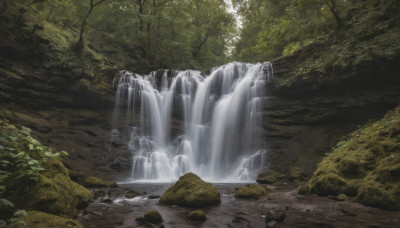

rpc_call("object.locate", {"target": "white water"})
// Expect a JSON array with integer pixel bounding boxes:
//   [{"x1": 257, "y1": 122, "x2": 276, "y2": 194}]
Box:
[{"x1": 112, "y1": 62, "x2": 273, "y2": 182}]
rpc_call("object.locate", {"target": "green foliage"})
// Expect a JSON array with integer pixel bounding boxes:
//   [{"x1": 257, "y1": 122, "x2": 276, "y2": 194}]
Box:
[
  {"x1": 307, "y1": 106, "x2": 400, "y2": 210},
  {"x1": 159, "y1": 172, "x2": 221, "y2": 207},
  {"x1": 232, "y1": 0, "x2": 400, "y2": 64},
  {"x1": 5, "y1": 0, "x2": 236, "y2": 72},
  {"x1": 0, "y1": 119, "x2": 83, "y2": 225}
]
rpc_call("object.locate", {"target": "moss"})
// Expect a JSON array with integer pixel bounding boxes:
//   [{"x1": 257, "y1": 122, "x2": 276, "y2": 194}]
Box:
[
  {"x1": 6, "y1": 159, "x2": 91, "y2": 218},
  {"x1": 337, "y1": 194, "x2": 348, "y2": 202},
  {"x1": 24, "y1": 211, "x2": 83, "y2": 228},
  {"x1": 81, "y1": 177, "x2": 118, "y2": 188},
  {"x1": 234, "y1": 184, "x2": 268, "y2": 199},
  {"x1": 125, "y1": 190, "x2": 140, "y2": 199},
  {"x1": 307, "y1": 106, "x2": 400, "y2": 210},
  {"x1": 159, "y1": 173, "x2": 220, "y2": 207},
  {"x1": 297, "y1": 185, "x2": 309, "y2": 195},
  {"x1": 188, "y1": 210, "x2": 206, "y2": 222},
  {"x1": 256, "y1": 170, "x2": 278, "y2": 184},
  {"x1": 289, "y1": 167, "x2": 307, "y2": 182},
  {"x1": 143, "y1": 210, "x2": 163, "y2": 224}
]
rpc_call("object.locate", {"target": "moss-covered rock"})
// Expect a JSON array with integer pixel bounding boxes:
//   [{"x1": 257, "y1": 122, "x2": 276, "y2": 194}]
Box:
[
  {"x1": 188, "y1": 210, "x2": 206, "y2": 222},
  {"x1": 234, "y1": 184, "x2": 268, "y2": 199},
  {"x1": 143, "y1": 210, "x2": 163, "y2": 224},
  {"x1": 159, "y1": 173, "x2": 220, "y2": 207},
  {"x1": 24, "y1": 211, "x2": 83, "y2": 228},
  {"x1": 257, "y1": 170, "x2": 279, "y2": 184},
  {"x1": 307, "y1": 106, "x2": 400, "y2": 210},
  {"x1": 297, "y1": 185, "x2": 309, "y2": 195},
  {"x1": 6, "y1": 159, "x2": 91, "y2": 218},
  {"x1": 289, "y1": 167, "x2": 307, "y2": 182},
  {"x1": 81, "y1": 176, "x2": 118, "y2": 188}
]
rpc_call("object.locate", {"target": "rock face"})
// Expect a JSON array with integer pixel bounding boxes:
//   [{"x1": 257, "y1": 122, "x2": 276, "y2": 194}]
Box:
[
  {"x1": 307, "y1": 106, "x2": 400, "y2": 210},
  {"x1": 234, "y1": 184, "x2": 268, "y2": 199},
  {"x1": 159, "y1": 173, "x2": 221, "y2": 207}
]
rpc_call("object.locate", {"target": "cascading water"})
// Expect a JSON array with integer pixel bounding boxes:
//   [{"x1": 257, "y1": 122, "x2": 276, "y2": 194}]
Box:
[{"x1": 112, "y1": 62, "x2": 273, "y2": 182}]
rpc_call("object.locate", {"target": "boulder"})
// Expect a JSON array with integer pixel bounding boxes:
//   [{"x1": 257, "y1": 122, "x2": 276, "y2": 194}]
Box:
[
  {"x1": 257, "y1": 170, "x2": 278, "y2": 184},
  {"x1": 144, "y1": 210, "x2": 163, "y2": 224},
  {"x1": 234, "y1": 184, "x2": 268, "y2": 199},
  {"x1": 188, "y1": 210, "x2": 206, "y2": 222},
  {"x1": 159, "y1": 173, "x2": 220, "y2": 207},
  {"x1": 25, "y1": 211, "x2": 83, "y2": 228}
]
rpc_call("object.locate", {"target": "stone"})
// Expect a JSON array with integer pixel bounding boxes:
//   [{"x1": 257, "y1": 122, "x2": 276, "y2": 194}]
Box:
[
  {"x1": 144, "y1": 210, "x2": 163, "y2": 224},
  {"x1": 188, "y1": 210, "x2": 206, "y2": 222},
  {"x1": 257, "y1": 170, "x2": 279, "y2": 184},
  {"x1": 125, "y1": 190, "x2": 140, "y2": 199},
  {"x1": 265, "y1": 210, "x2": 286, "y2": 223},
  {"x1": 234, "y1": 184, "x2": 268, "y2": 199},
  {"x1": 159, "y1": 173, "x2": 220, "y2": 207}
]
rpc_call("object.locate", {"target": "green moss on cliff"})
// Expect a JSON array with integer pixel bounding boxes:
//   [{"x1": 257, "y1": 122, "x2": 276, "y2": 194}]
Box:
[
  {"x1": 81, "y1": 176, "x2": 118, "y2": 188},
  {"x1": 159, "y1": 173, "x2": 220, "y2": 207},
  {"x1": 308, "y1": 106, "x2": 400, "y2": 210}
]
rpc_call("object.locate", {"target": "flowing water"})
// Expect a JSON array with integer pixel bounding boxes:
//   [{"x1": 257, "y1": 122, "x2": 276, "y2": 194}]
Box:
[{"x1": 112, "y1": 62, "x2": 273, "y2": 182}]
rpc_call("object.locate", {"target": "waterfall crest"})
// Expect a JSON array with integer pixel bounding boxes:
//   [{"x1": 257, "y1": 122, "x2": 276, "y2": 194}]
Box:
[{"x1": 112, "y1": 62, "x2": 273, "y2": 182}]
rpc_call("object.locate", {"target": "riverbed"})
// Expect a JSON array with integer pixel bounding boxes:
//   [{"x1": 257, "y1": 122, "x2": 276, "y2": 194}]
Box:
[{"x1": 78, "y1": 183, "x2": 400, "y2": 228}]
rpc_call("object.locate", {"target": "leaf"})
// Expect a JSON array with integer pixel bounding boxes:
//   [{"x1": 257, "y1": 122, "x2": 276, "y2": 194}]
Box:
[
  {"x1": 0, "y1": 198, "x2": 14, "y2": 208},
  {"x1": 29, "y1": 144, "x2": 34, "y2": 151},
  {"x1": 0, "y1": 145, "x2": 4, "y2": 150},
  {"x1": 44, "y1": 152, "x2": 53, "y2": 157},
  {"x1": 14, "y1": 210, "x2": 27, "y2": 217},
  {"x1": 8, "y1": 136, "x2": 18, "y2": 142}
]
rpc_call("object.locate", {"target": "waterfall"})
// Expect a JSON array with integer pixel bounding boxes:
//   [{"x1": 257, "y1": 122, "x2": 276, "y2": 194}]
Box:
[{"x1": 112, "y1": 62, "x2": 273, "y2": 182}]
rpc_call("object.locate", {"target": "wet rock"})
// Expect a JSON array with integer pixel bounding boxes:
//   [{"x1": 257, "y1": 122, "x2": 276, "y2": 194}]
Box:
[
  {"x1": 367, "y1": 225, "x2": 382, "y2": 228},
  {"x1": 159, "y1": 173, "x2": 220, "y2": 207},
  {"x1": 328, "y1": 194, "x2": 347, "y2": 201},
  {"x1": 102, "y1": 199, "x2": 113, "y2": 204},
  {"x1": 188, "y1": 210, "x2": 206, "y2": 222},
  {"x1": 312, "y1": 221, "x2": 333, "y2": 227},
  {"x1": 266, "y1": 220, "x2": 278, "y2": 228},
  {"x1": 265, "y1": 210, "x2": 286, "y2": 223},
  {"x1": 340, "y1": 209, "x2": 356, "y2": 217},
  {"x1": 257, "y1": 170, "x2": 279, "y2": 184},
  {"x1": 125, "y1": 190, "x2": 140, "y2": 199},
  {"x1": 234, "y1": 184, "x2": 268, "y2": 199},
  {"x1": 148, "y1": 195, "x2": 160, "y2": 199},
  {"x1": 93, "y1": 190, "x2": 106, "y2": 199},
  {"x1": 232, "y1": 216, "x2": 248, "y2": 223},
  {"x1": 144, "y1": 210, "x2": 163, "y2": 224}
]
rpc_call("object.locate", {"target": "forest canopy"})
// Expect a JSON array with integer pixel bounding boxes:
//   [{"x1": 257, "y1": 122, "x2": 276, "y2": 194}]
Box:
[{"x1": 2, "y1": 0, "x2": 399, "y2": 72}]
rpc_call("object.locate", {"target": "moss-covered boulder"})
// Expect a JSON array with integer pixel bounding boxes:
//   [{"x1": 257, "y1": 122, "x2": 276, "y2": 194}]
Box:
[
  {"x1": 24, "y1": 211, "x2": 83, "y2": 228},
  {"x1": 143, "y1": 210, "x2": 163, "y2": 224},
  {"x1": 81, "y1": 176, "x2": 118, "y2": 188},
  {"x1": 159, "y1": 173, "x2": 220, "y2": 207},
  {"x1": 257, "y1": 170, "x2": 279, "y2": 184},
  {"x1": 289, "y1": 167, "x2": 307, "y2": 182},
  {"x1": 307, "y1": 106, "x2": 400, "y2": 210},
  {"x1": 6, "y1": 159, "x2": 91, "y2": 218},
  {"x1": 234, "y1": 184, "x2": 268, "y2": 199},
  {"x1": 188, "y1": 210, "x2": 206, "y2": 222}
]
